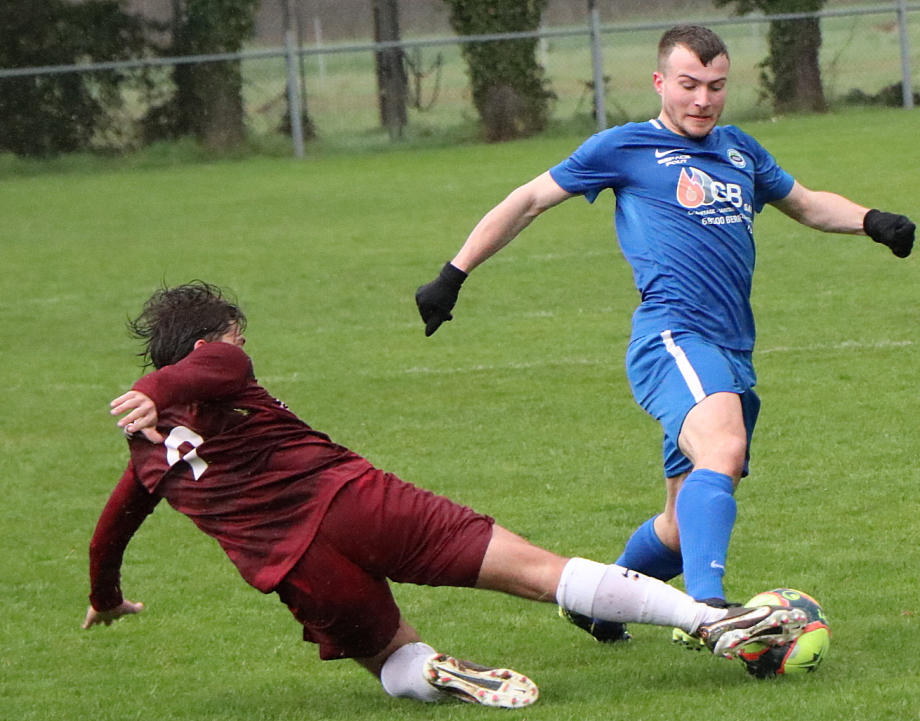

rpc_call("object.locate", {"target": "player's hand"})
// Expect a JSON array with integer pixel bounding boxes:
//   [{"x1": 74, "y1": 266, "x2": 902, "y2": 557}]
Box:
[
  {"x1": 415, "y1": 262, "x2": 468, "y2": 336},
  {"x1": 110, "y1": 390, "x2": 164, "y2": 443},
  {"x1": 864, "y1": 209, "x2": 915, "y2": 258},
  {"x1": 82, "y1": 600, "x2": 144, "y2": 629}
]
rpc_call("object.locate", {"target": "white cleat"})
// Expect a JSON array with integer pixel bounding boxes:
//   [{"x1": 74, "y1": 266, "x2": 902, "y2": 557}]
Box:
[
  {"x1": 424, "y1": 653, "x2": 539, "y2": 708},
  {"x1": 697, "y1": 605, "x2": 808, "y2": 658}
]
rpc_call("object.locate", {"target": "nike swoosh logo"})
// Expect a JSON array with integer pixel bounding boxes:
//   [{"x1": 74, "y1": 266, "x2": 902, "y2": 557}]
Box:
[
  {"x1": 655, "y1": 148, "x2": 686, "y2": 158},
  {"x1": 710, "y1": 561, "x2": 725, "y2": 569}
]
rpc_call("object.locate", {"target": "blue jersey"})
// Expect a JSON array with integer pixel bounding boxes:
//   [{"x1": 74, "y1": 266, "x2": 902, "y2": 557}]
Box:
[{"x1": 549, "y1": 119, "x2": 794, "y2": 351}]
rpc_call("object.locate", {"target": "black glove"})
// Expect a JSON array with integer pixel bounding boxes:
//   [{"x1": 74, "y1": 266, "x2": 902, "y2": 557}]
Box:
[
  {"x1": 415, "y1": 262, "x2": 468, "y2": 336},
  {"x1": 864, "y1": 209, "x2": 915, "y2": 258}
]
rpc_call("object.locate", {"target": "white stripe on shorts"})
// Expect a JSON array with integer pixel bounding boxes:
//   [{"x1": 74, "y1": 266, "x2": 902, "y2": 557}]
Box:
[{"x1": 660, "y1": 330, "x2": 706, "y2": 403}]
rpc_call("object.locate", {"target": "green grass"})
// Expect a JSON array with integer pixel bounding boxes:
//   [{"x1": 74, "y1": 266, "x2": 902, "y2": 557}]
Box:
[{"x1": 2, "y1": 106, "x2": 919, "y2": 720}]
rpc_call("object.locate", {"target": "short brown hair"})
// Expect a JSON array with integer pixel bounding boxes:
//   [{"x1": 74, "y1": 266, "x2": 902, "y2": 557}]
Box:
[{"x1": 658, "y1": 25, "x2": 729, "y2": 72}]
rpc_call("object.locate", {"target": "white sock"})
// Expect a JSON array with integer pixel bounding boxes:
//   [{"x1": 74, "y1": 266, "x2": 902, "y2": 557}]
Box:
[
  {"x1": 379, "y1": 642, "x2": 444, "y2": 703},
  {"x1": 556, "y1": 558, "x2": 726, "y2": 633}
]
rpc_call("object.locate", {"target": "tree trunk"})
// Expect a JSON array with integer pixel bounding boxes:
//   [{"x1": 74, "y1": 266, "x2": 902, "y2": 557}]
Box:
[
  {"x1": 764, "y1": 17, "x2": 826, "y2": 113},
  {"x1": 144, "y1": 0, "x2": 255, "y2": 148},
  {"x1": 373, "y1": 0, "x2": 408, "y2": 139},
  {"x1": 444, "y1": 0, "x2": 552, "y2": 142},
  {"x1": 173, "y1": 60, "x2": 248, "y2": 149}
]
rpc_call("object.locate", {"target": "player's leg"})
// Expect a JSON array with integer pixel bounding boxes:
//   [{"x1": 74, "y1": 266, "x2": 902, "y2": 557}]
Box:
[
  {"x1": 285, "y1": 473, "x2": 540, "y2": 708},
  {"x1": 477, "y1": 525, "x2": 724, "y2": 634},
  {"x1": 370, "y1": 618, "x2": 540, "y2": 708},
  {"x1": 624, "y1": 332, "x2": 757, "y2": 605},
  {"x1": 674, "y1": 391, "x2": 747, "y2": 603},
  {"x1": 616, "y1": 471, "x2": 686, "y2": 580},
  {"x1": 473, "y1": 524, "x2": 565, "y2": 600},
  {"x1": 357, "y1": 618, "x2": 424, "y2": 677},
  {"x1": 341, "y1": 612, "x2": 539, "y2": 707}
]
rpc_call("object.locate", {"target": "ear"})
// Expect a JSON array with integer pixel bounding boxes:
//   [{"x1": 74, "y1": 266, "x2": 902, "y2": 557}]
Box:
[
  {"x1": 653, "y1": 71, "x2": 664, "y2": 96},
  {"x1": 194, "y1": 339, "x2": 207, "y2": 350}
]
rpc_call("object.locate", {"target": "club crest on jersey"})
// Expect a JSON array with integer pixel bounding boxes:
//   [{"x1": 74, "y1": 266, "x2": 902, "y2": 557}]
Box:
[
  {"x1": 727, "y1": 148, "x2": 746, "y2": 168},
  {"x1": 676, "y1": 167, "x2": 743, "y2": 209}
]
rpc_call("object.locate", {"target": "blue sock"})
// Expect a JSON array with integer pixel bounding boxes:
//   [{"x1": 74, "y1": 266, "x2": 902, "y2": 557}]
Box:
[
  {"x1": 675, "y1": 469, "x2": 736, "y2": 602},
  {"x1": 616, "y1": 515, "x2": 683, "y2": 581}
]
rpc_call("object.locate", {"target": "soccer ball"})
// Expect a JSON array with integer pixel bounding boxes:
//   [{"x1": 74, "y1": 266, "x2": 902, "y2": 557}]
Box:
[{"x1": 738, "y1": 588, "x2": 830, "y2": 678}]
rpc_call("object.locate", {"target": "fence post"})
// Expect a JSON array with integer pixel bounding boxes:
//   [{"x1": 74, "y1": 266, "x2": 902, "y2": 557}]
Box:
[
  {"x1": 283, "y1": 0, "x2": 305, "y2": 158},
  {"x1": 588, "y1": 0, "x2": 606, "y2": 132},
  {"x1": 314, "y1": 17, "x2": 326, "y2": 85},
  {"x1": 897, "y1": 0, "x2": 914, "y2": 109}
]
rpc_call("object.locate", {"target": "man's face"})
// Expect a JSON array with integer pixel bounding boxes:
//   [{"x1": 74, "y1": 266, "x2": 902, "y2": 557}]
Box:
[
  {"x1": 654, "y1": 44, "x2": 729, "y2": 139},
  {"x1": 218, "y1": 321, "x2": 246, "y2": 348}
]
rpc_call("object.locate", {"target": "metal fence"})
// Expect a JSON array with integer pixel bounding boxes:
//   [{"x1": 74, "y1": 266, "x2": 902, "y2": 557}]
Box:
[{"x1": 1, "y1": 1, "x2": 917, "y2": 157}]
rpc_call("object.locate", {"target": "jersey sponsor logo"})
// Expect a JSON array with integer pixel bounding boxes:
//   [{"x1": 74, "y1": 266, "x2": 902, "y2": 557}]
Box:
[
  {"x1": 727, "y1": 148, "x2": 746, "y2": 168},
  {"x1": 676, "y1": 167, "x2": 743, "y2": 209},
  {"x1": 655, "y1": 147, "x2": 691, "y2": 166}
]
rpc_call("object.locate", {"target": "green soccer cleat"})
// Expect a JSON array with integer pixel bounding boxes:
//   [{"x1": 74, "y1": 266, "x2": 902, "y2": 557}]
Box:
[
  {"x1": 672, "y1": 626, "x2": 706, "y2": 650},
  {"x1": 424, "y1": 654, "x2": 539, "y2": 708}
]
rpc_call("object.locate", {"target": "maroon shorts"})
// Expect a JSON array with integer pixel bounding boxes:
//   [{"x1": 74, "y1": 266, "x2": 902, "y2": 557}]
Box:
[{"x1": 274, "y1": 469, "x2": 494, "y2": 660}]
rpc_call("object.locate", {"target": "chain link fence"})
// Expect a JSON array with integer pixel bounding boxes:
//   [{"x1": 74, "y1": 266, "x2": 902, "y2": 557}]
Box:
[{"x1": 1, "y1": 2, "x2": 916, "y2": 157}]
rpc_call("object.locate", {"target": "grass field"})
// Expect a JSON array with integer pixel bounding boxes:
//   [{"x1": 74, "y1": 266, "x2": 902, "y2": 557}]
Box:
[{"x1": 2, "y1": 106, "x2": 920, "y2": 720}]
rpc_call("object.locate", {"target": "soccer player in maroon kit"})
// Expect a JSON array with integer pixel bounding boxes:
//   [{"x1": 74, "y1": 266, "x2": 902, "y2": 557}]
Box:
[{"x1": 84, "y1": 282, "x2": 806, "y2": 708}]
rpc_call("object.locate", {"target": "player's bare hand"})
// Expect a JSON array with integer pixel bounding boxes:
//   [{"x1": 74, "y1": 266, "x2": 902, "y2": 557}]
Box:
[
  {"x1": 82, "y1": 600, "x2": 144, "y2": 629},
  {"x1": 110, "y1": 391, "x2": 164, "y2": 443}
]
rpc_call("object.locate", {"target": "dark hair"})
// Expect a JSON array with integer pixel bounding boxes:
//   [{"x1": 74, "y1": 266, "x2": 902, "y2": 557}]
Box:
[
  {"x1": 129, "y1": 281, "x2": 246, "y2": 369},
  {"x1": 658, "y1": 25, "x2": 729, "y2": 71}
]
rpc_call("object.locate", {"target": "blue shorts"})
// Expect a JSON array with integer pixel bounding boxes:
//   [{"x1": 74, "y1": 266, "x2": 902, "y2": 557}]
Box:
[{"x1": 626, "y1": 330, "x2": 760, "y2": 478}]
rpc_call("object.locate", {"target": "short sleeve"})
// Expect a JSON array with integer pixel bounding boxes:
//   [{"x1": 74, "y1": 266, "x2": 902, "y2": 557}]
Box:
[{"x1": 549, "y1": 129, "x2": 626, "y2": 203}]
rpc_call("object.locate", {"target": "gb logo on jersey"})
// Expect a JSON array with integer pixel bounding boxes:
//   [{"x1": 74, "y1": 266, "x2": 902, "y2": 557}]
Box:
[{"x1": 676, "y1": 167, "x2": 743, "y2": 209}]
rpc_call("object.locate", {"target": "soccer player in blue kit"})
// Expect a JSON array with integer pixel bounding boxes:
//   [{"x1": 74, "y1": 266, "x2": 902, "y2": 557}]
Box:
[{"x1": 415, "y1": 25, "x2": 915, "y2": 641}]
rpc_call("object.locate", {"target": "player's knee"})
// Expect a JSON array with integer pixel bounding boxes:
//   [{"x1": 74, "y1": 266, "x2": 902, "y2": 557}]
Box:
[{"x1": 693, "y1": 435, "x2": 746, "y2": 479}]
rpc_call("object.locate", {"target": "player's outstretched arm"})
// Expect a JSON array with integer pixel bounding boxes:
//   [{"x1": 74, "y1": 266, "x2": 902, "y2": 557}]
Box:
[
  {"x1": 82, "y1": 600, "x2": 144, "y2": 629},
  {"x1": 415, "y1": 172, "x2": 573, "y2": 336},
  {"x1": 773, "y1": 181, "x2": 914, "y2": 257}
]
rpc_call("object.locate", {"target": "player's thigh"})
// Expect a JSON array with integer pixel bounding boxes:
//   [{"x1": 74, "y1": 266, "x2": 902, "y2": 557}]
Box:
[
  {"x1": 627, "y1": 331, "x2": 757, "y2": 473},
  {"x1": 275, "y1": 539, "x2": 402, "y2": 660},
  {"x1": 319, "y1": 469, "x2": 495, "y2": 588},
  {"x1": 678, "y1": 391, "x2": 747, "y2": 463}
]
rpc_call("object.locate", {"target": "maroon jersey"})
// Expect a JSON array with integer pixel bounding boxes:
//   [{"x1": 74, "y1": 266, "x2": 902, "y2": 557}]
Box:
[{"x1": 89, "y1": 342, "x2": 374, "y2": 609}]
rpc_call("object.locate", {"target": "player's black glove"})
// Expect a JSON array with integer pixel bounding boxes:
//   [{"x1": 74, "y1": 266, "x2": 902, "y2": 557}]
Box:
[
  {"x1": 864, "y1": 209, "x2": 915, "y2": 258},
  {"x1": 415, "y1": 262, "x2": 468, "y2": 336}
]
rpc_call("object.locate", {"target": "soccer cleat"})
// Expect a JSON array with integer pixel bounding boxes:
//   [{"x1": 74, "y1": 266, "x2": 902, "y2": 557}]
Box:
[
  {"x1": 696, "y1": 598, "x2": 743, "y2": 609},
  {"x1": 672, "y1": 598, "x2": 741, "y2": 650},
  {"x1": 424, "y1": 653, "x2": 539, "y2": 708},
  {"x1": 672, "y1": 626, "x2": 706, "y2": 650},
  {"x1": 696, "y1": 605, "x2": 808, "y2": 658},
  {"x1": 558, "y1": 607, "x2": 632, "y2": 643}
]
